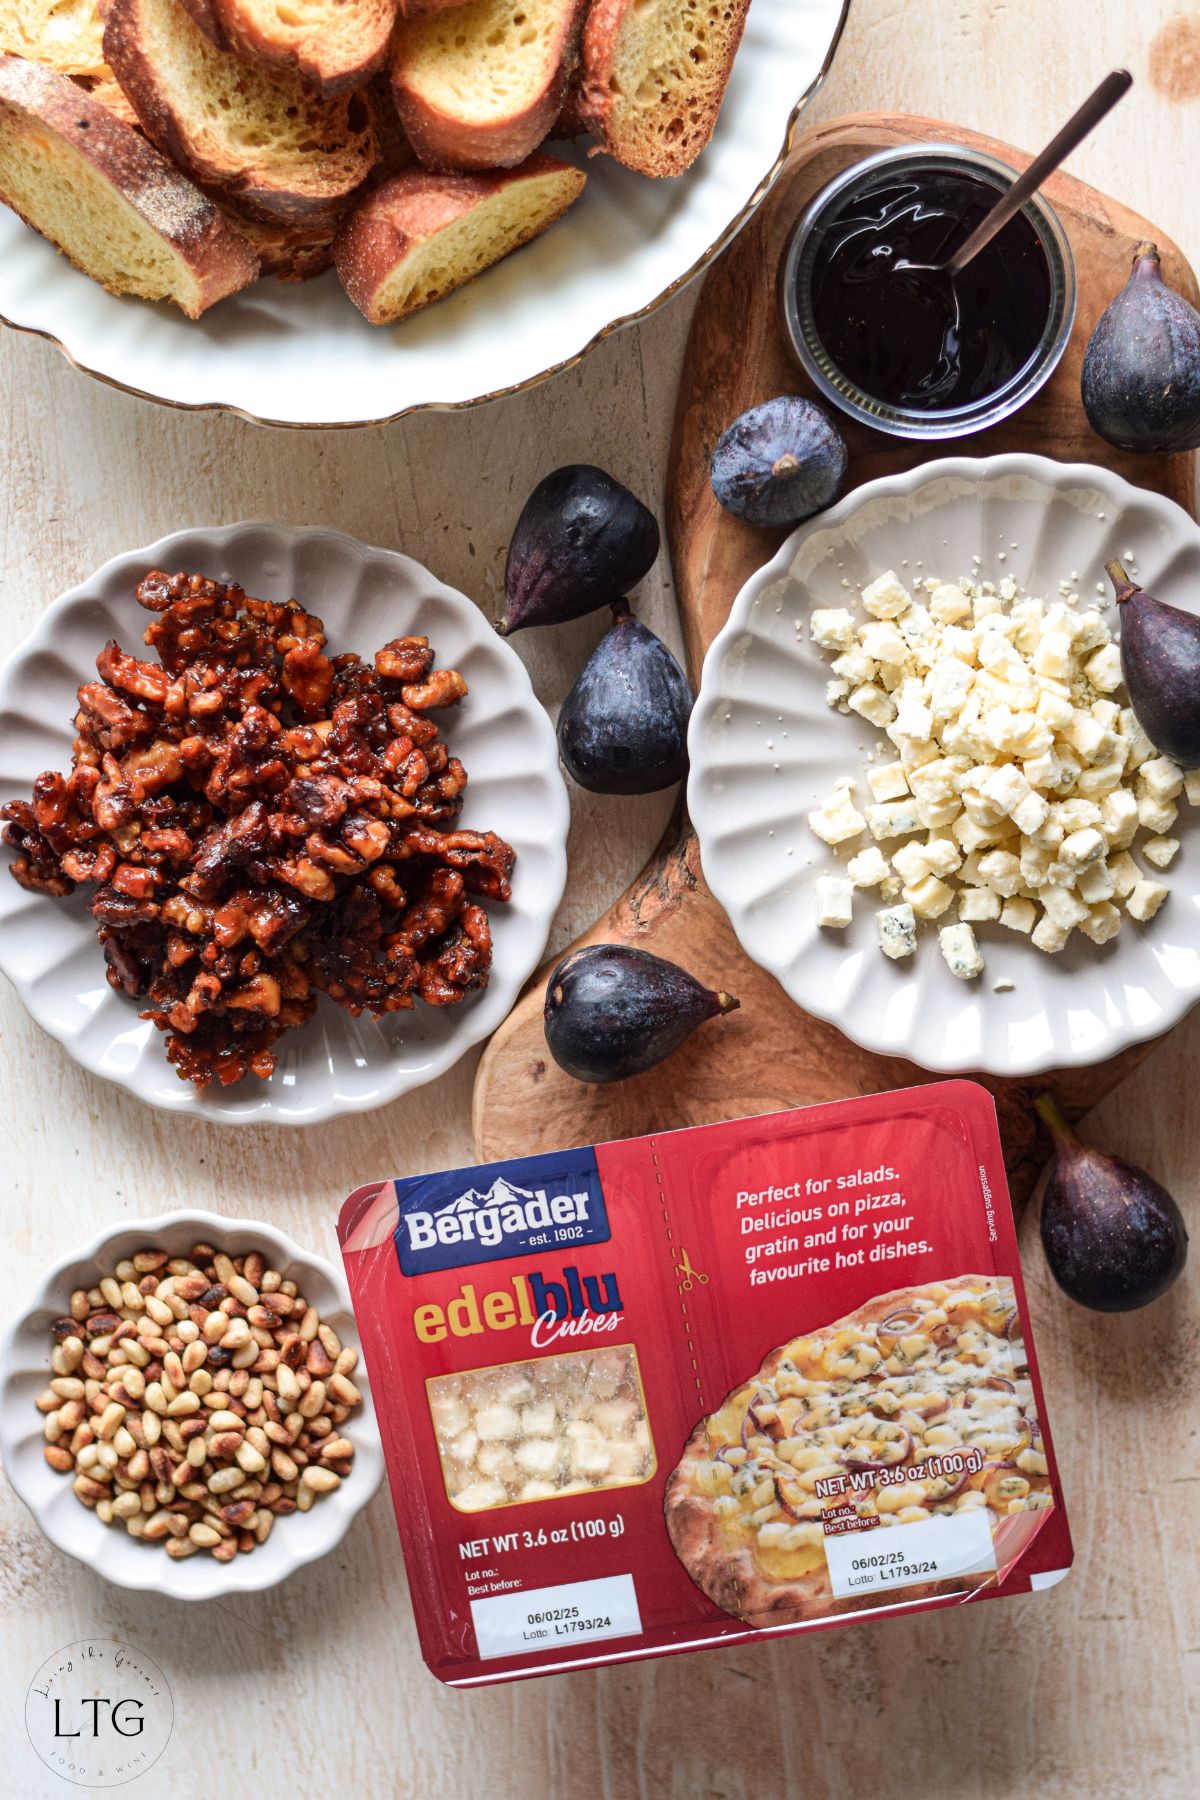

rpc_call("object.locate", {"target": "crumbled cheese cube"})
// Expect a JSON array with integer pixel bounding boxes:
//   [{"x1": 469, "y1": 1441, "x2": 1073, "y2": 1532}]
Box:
[
  {"x1": 1010, "y1": 789, "x2": 1050, "y2": 836},
  {"x1": 1099, "y1": 788, "x2": 1139, "y2": 849},
  {"x1": 1108, "y1": 852, "x2": 1141, "y2": 899},
  {"x1": 1079, "y1": 902, "x2": 1122, "y2": 945},
  {"x1": 1185, "y1": 769, "x2": 1200, "y2": 805},
  {"x1": 877, "y1": 903, "x2": 917, "y2": 959},
  {"x1": 1031, "y1": 914, "x2": 1071, "y2": 954},
  {"x1": 807, "y1": 789, "x2": 866, "y2": 845},
  {"x1": 1117, "y1": 708, "x2": 1155, "y2": 769},
  {"x1": 902, "y1": 874, "x2": 955, "y2": 920},
  {"x1": 1033, "y1": 631, "x2": 1072, "y2": 679},
  {"x1": 980, "y1": 763, "x2": 1031, "y2": 817},
  {"x1": 862, "y1": 571, "x2": 912, "y2": 617},
  {"x1": 1143, "y1": 835, "x2": 1180, "y2": 869},
  {"x1": 1000, "y1": 897, "x2": 1037, "y2": 934},
  {"x1": 846, "y1": 846, "x2": 892, "y2": 888},
  {"x1": 939, "y1": 922, "x2": 984, "y2": 979},
  {"x1": 1065, "y1": 711, "x2": 1115, "y2": 765},
  {"x1": 894, "y1": 696, "x2": 934, "y2": 742},
  {"x1": 977, "y1": 849, "x2": 1023, "y2": 897},
  {"x1": 1137, "y1": 792, "x2": 1178, "y2": 835},
  {"x1": 860, "y1": 620, "x2": 909, "y2": 665},
  {"x1": 1041, "y1": 885, "x2": 1090, "y2": 932},
  {"x1": 1127, "y1": 879, "x2": 1169, "y2": 923},
  {"x1": 892, "y1": 841, "x2": 932, "y2": 886},
  {"x1": 826, "y1": 678, "x2": 851, "y2": 709},
  {"x1": 1139, "y1": 756, "x2": 1184, "y2": 801},
  {"x1": 815, "y1": 875, "x2": 854, "y2": 928},
  {"x1": 1058, "y1": 827, "x2": 1106, "y2": 872},
  {"x1": 811, "y1": 608, "x2": 857, "y2": 651},
  {"x1": 848, "y1": 684, "x2": 897, "y2": 728},
  {"x1": 1084, "y1": 643, "x2": 1122, "y2": 692},
  {"x1": 958, "y1": 887, "x2": 1001, "y2": 922},
  {"x1": 922, "y1": 836, "x2": 963, "y2": 878},
  {"x1": 1076, "y1": 860, "x2": 1116, "y2": 904},
  {"x1": 865, "y1": 800, "x2": 922, "y2": 840},
  {"x1": 866, "y1": 761, "x2": 910, "y2": 803},
  {"x1": 832, "y1": 647, "x2": 876, "y2": 686},
  {"x1": 930, "y1": 582, "x2": 972, "y2": 623}
]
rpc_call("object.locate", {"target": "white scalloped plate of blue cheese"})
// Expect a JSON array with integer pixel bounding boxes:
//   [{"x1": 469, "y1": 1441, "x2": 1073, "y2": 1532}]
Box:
[{"x1": 688, "y1": 455, "x2": 1200, "y2": 1077}]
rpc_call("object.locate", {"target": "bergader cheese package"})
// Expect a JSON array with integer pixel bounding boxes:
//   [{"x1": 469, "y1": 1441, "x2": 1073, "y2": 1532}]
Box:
[{"x1": 338, "y1": 1080, "x2": 1072, "y2": 1683}]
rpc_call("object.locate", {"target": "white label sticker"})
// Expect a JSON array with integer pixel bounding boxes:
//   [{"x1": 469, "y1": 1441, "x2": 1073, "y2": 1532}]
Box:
[
  {"x1": 824, "y1": 1509, "x2": 997, "y2": 1601},
  {"x1": 470, "y1": 1574, "x2": 642, "y2": 1661}
]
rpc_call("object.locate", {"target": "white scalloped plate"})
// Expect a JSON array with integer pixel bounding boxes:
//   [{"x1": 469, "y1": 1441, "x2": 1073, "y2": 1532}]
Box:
[
  {"x1": 0, "y1": 1210, "x2": 384, "y2": 1598},
  {"x1": 0, "y1": 0, "x2": 850, "y2": 426},
  {"x1": 688, "y1": 455, "x2": 1200, "y2": 1077},
  {"x1": 0, "y1": 523, "x2": 569, "y2": 1123}
]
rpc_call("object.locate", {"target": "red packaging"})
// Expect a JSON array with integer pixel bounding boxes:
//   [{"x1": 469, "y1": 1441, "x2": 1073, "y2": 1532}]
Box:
[{"x1": 339, "y1": 1080, "x2": 1072, "y2": 1684}]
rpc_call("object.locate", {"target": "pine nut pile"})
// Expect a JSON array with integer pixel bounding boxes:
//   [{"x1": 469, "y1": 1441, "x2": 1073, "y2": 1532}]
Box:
[{"x1": 37, "y1": 1243, "x2": 363, "y2": 1560}]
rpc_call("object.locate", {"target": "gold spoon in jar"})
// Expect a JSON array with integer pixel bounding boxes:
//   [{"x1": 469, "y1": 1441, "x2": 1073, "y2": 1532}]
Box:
[{"x1": 895, "y1": 68, "x2": 1133, "y2": 278}]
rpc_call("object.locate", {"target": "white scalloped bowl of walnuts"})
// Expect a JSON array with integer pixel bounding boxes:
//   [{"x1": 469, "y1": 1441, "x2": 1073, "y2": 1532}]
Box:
[{"x1": 0, "y1": 1210, "x2": 383, "y2": 1598}]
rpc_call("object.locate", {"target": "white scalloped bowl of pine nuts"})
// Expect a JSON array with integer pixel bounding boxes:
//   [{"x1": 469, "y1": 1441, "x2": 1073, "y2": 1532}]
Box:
[{"x1": 0, "y1": 1211, "x2": 383, "y2": 1598}]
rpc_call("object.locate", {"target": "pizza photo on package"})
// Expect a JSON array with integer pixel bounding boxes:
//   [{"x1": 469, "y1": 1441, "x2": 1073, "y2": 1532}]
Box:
[{"x1": 664, "y1": 1275, "x2": 1050, "y2": 1627}]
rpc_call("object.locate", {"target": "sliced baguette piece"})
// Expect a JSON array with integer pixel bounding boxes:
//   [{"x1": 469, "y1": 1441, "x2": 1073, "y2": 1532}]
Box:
[
  {"x1": 214, "y1": 203, "x2": 335, "y2": 279},
  {"x1": 577, "y1": 0, "x2": 751, "y2": 178},
  {"x1": 0, "y1": 52, "x2": 259, "y2": 312},
  {"x1": 0, "y1": 0, "x2": 107, "y2": 77},
  {"x1": 189, "y1": 0, "x2": 400, "y2": 95},
  {"x1": 335, "y1": 151, "x2": 584, "y2": 324},
  {"x1": 74, "y1": 63, "x2": 143, "y2": 129},
  {"x1": 390, "y1": 0, "x2": 588, "y2": 172},
  {"x1": 104, "y1": 0, "x2": 379, "y2": 223}
]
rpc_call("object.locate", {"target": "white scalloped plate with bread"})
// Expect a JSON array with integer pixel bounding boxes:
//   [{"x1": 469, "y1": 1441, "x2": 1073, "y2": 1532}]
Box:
[{"x1": 0, "y1": 0, "x2": 849, "y2": 426}]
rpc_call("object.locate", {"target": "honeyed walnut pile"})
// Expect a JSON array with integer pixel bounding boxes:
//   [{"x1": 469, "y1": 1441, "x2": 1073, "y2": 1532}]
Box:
[{"x1": 2, "y1": 571, "x2": 516, "y2": 1089}]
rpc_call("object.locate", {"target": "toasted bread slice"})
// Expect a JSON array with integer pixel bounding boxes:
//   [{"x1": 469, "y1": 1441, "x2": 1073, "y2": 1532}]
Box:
[
  {"x1": 74, "y1": 62, "x2": 143, "y2": 129},
  {"x1": 0, "y1": 0, "x2": 106, "y2": 76},
  {"x1": 335, "y1": 151, "x2": 584, "y2": 324},
  {"x1": 214, "y1": 203, "x2": 335, "y2": 279},
  {"x1": 390, "y1": 0, "x2": 588, "y2": 172},
  {"x1": 0, "y1": 52, "x2": 258, "y2": 312},
  {"x1": 104, "y1": 0, "x2": 379, "y2": 223},
  {"x1": 188, "y1": 0, "x2": 399, "y2": 95},
  {"x1": 577, "y1": 0, "x2": 750, "y2": 178}
]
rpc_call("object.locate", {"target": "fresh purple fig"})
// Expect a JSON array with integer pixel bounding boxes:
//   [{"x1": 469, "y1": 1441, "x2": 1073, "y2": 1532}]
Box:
[
  {"x1": 710, "y1": 396, "x2": 847, "y2": 528},
  {"x1": 1036, "y1": 1094, "x2": 1188, "y2": 1313},
  {"x1": 544, "y1": 945, "x2": 739, "y2": 1084},
  {"x1": 1081, "y1": 242, "x2": 1200, "y2": 453},
  {"x1": 557, "y1": 601, "x2": 694, "y2": 794},
  {"x1": 1106, "y1": 558, "x2": 1200, "y2": 766},
  {"x1": 499, "y1": 465, "x2": 660, "y2": 634}
]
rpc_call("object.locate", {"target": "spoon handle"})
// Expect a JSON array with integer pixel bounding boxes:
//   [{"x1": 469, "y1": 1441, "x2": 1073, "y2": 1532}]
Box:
[{"x1": 946, "y1": 69, "x2": 1133, "y2": 277}]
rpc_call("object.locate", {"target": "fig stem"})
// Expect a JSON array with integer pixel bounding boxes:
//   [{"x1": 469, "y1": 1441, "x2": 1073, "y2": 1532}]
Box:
[
  {"x1": 717, "y1": 991, "x2": 740, "y2": 1015},
  {"x1": 610, "y1": 597, "x2": 634, "y2": 623},
  {"x1": 1034, "y1": 1090, "x2": 1076, "y2": 1144},
  {"x1": 1104, "y1": 558, "x2": 1138, "y2": 603}
]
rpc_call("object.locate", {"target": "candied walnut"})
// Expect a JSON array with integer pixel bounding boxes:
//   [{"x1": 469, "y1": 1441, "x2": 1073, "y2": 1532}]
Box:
[{"x1": 1, "y1": 570, "x2": 516, "y2": 1091}]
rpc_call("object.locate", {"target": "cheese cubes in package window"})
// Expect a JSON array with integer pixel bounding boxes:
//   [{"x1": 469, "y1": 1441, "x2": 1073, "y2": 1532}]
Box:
[{"x1": 805, "y1": 568, "x2": 1195, "y2": 978}]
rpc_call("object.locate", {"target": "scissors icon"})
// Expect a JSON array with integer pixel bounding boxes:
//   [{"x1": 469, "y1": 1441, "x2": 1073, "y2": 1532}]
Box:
[{"x1": 676, "y1": 1248, "x2": 709, "y2": 1292}]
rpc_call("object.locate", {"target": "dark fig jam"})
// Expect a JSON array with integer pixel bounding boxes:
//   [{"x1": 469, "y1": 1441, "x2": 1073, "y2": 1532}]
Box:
[{"x1": 807, "y1": 168, "x2": 1053, "y2": 412}]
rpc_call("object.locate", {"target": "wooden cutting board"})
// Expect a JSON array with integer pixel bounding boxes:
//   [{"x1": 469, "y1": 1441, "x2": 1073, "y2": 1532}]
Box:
[{"x1": 473, "y1": 113, "x2": 1199, "y2": 1206}]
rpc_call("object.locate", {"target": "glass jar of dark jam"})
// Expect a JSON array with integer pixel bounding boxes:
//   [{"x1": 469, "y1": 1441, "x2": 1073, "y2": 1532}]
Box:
[{"x1": 780, "y1": 147, "x2": 1076, "y2": 439}]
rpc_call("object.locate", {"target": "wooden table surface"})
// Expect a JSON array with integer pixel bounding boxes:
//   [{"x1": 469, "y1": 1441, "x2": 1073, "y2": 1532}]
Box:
[{"x1": 1, "y1": 3, "x2": 1197, "y2": 1795}]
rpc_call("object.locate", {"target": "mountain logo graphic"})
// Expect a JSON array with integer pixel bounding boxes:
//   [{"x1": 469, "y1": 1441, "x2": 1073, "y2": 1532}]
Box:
[{"x1": 436, "y1": 1178, "x2": 536, "y2": 1216}]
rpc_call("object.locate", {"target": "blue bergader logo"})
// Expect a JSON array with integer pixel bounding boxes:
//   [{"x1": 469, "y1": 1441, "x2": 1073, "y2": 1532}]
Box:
[{"x1": 393, "y1": 1146, "x2": 611, "y2": 1275}]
